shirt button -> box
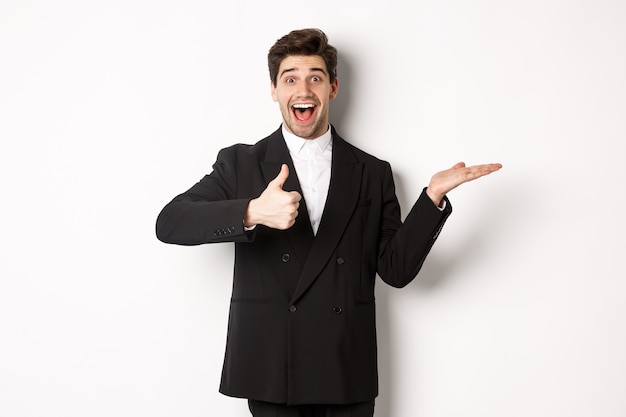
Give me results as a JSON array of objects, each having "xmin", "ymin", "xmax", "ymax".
[
  {"xmin": 333, "ymin": 306, "xmax": 343, "ymax": 314},
  {"xmin": 336, "ymin": 257, "xmax": 345, "ymax": 265},
  {"xmin": 282, "ymin": 254, "xmax": 290, "ymax": 262},
  {"xmin": 289, "ymin": 305, "xmax": 297, "ymax": 313}
]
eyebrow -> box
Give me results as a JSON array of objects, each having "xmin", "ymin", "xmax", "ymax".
[{"xmin": 280, "ymin": 67, "xmax": 328, "ymax": 78}]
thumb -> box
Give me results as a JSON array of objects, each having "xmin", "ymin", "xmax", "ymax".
[{"xmin": 271, "ymin": 164, "xmax": 289, "ymax": 189}]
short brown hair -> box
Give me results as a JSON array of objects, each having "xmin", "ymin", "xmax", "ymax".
[{"xmin": 268, "ymin": 28, "xmax": 338, "ymax": 86}]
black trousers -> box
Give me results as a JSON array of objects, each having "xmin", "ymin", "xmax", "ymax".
[{"xmin": 248, "ymin": 399, "xmax": 375, "ymax": 417}]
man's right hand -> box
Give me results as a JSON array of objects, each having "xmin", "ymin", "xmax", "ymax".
[{"xmin": 244, "ymin": 164, "xmax": 302, "ymax": 230}]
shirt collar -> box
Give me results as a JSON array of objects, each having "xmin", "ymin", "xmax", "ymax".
[{"xmin": 282, "ymin": 124, "xmax": 333, "ymax": 156}]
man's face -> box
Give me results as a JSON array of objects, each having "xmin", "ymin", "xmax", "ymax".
[{"xmin": 271, "ymin": 55, "xmax": 339, "ymax": 139}]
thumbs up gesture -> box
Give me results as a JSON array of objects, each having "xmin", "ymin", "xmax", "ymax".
[{"xmin": 244, "ymin": 164, "xmax": 302, "ymax": 230}]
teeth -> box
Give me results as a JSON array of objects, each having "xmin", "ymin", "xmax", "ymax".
[{"xmin": 292, "ymin": 104, "xmax": 315, "ymax": 109}]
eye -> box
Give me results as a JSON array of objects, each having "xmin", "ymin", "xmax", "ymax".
[
  {"xmin": 311, "ymin": 76, "xmax": 321, "ymax": 82},
  {"xmin": 285, "ymin": 77, "xmax": 295, "ymax": 83}
]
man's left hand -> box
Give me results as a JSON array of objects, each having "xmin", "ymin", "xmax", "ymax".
[{"xmin": 426, "ymin": 162, "xmax": 503, "ymax": 207}]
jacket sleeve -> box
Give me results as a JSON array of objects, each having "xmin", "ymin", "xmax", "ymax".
[
  {"xmin": 376, "ymin": 162, "xmax": 452, "ymax": 288},
  {"xmin": 155, "ymin": 147, "xmax": 256, "ymax": 245}
]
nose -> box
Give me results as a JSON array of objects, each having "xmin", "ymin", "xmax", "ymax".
[{"xmin": 296, "ymin": 80, "xmax": 313, "ymax": 96}]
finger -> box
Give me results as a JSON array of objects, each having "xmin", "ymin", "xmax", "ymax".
[
  {"xmin": 288, "ymin": 191, "xmax": 302, "ymax": 202},
  {"xmin": 470, "ymin": 163, "xmax": 502, "ymax": 170},
  {"xmin": 272, "ymin": 164, "xmax": 289, "ymax": 189},
  {"xmin": 471, "ymin": 163, "xmax": 503, "ymax": 175},
  {"xmin": 464, "ymin": 164, "xmax": 501, "ymax": 181}
]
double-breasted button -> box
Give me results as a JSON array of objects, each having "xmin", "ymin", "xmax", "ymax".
[
  {"xmin": 289, "ymin": 305, "xmax": 297, "ymax": 313},
  {"xmin": 282, "ymin": 253, "xmax": 290, "ymax": 262},
  {"xmin": 333, "ymin": 306, "xmax": 343, "ymax": 314},
  {"xmin": 336, "ymin": 257, "xmax": 345, "ymax": 265}
]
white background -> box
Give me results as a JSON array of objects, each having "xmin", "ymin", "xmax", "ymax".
[{"xmin": 1, "ymin": 1, "xmax": 625, "ymax": 416}]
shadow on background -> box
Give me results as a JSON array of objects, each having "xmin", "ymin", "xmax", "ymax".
[
  {"xmin": 329, "ymin": 48, "xmax": 354, "ymax": 135},
  {"xmin": 377, "ymin": 167, "xmax": 513, "ymax": 416}
]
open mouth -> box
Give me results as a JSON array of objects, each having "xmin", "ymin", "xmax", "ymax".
[{"xmin": 292, "ymin": 103, "xmax": 316, "ymax": 123}]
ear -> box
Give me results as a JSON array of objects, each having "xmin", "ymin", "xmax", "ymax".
[
  {"xmin": 270, "ymin": 81, "xmax": 278, "ymax": 102},
  {"xmin": 329, "ymin": 77, "xmax": 339, "ymax": 100}
]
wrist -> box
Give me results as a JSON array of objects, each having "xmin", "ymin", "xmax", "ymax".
[
  {"xmin": 243, "ymin": 199, "xmax": 258, "ymax": 227},
  {"xmin": 426, "ymin": 187, "xmax": 444, "ymax": 208}
]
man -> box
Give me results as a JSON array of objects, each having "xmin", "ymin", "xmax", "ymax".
[{"xmin": 156, "ymin": 28, "xmax": 501, "ymax": 417}]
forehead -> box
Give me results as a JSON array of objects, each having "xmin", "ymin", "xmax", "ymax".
[{"xmin": 278, "ymin": 55, "xmax": 328, "ymax": 75}]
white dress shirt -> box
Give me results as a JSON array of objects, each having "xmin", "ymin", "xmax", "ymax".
[{"xmin": 282, "ymin": 125, "xmax": 332, "ymax": 235}]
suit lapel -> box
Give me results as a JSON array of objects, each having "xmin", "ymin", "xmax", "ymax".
[
  {"xmin": 261, "ymin": 129, "xmax": 315, "ymax": 266},
  {"xmin": 290, "ymin": 131, "xmax": 363, "ymax": 304}
]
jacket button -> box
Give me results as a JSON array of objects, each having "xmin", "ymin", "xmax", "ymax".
[
  {"xmin": 336, "ymin": 257, "xmax": 345, "ymax": 265},
  {"xmin": 333, "ymin": 306, "xmax": 343, "ymax": 314},
  {"xmin": 282, "ymin": 254, "xmax": 290, "ymax": 262},
  {"xmin": 289, "ymin": 305, "xmax": 297, "ymax": 313}
]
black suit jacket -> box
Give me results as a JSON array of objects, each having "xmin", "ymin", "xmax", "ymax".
[{"xmin": 156, "ymin": 126, "xmax": 451, "ymax": 405}]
